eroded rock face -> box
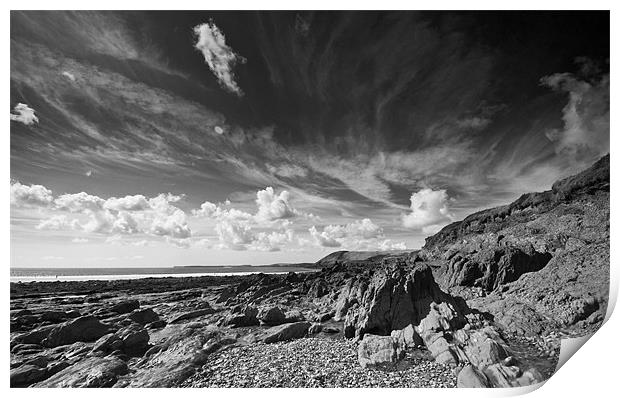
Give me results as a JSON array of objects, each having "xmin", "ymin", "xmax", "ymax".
[
  {"xmin": 34, "ymin": 357, "xmax": 129, "ymax": 387},
  {"xmin": 10, "ymin": 364, "xmax": 49, "ymax": 387},
  {"xmin": 224, "ymin": 306, "xmax": 259, "ymax": 327},
  {"xmin": 457, "ymin": 365, "xmax": 490, "ymax": 388},
  {"xmin": 121, "ymin": 325, "xmax": 235, "ymax": 387},
  {"xmin": 42, "ymin": 316, "xmax": 112, "ymax": 348},
  {"xmin": 337, "ymin": 263, "xmax": 468, "ymax": 339},
  {"xmin": 358, "ymin": 334, "xmax": 403, "ymax": 369}
]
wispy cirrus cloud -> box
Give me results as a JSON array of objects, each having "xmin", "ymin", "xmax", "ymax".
[{"xmin": 193, "ymin": 21, "xmax": 246, "ymax": 96}]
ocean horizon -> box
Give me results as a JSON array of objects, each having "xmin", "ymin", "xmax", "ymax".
[{"xmin": 10, "ymin": 265, "xmax": 317, "ymax": 283}]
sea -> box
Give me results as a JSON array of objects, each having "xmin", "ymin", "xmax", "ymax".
[{"xmin": 10, "ymin": 265, "xmax": 317, "ymax": 283}]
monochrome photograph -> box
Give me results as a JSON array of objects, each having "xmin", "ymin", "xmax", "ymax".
[{"xmin": 9, "ymin": 9, "xmax": 610, "ymax": 389}]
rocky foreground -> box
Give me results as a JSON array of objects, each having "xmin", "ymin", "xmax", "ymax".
[{"xmin": 10, "ymin": 155, "xmax": 609, "ymax": 388}]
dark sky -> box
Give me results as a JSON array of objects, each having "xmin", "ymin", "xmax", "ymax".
[{"xmin": 10, "ymin": 11, "xmax": 609, "ymax": 267}]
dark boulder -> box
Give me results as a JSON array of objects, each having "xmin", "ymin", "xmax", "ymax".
[
  {"xmin": 128, "ymin": 308, "xmax": 160, "ymax": 325},
  {"xmin": 10, "ymin": 364, "xmax": 49, "ymax": 387},
  {"xmin": 262, "ymin": 321, "xmax": 311, "ymax": 343},
  {"xmin": 42, "ymin": 316, "xmax": 112, "ymax": 347},
  {"xmin": 110, "ymin": 299, "xmax": 140, "ymax": 314}
]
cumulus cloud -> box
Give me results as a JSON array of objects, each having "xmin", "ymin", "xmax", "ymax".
[
  {"xmin": 402, "ymin": 188, "xmax": 454, "ymax": 233},
  {"xmin": 13, "ymin": 181, "xmax": 192, "ymax": 243},
  {"xmin": 193, "ymin": 21, "xmax": 246, "ymax": 96},
  {"xmin": 541, "ymin": 64, "xmax": 609, "ymax": 161},
  {"xmin": 255, "ymin": 187, "xmax": 297, "ymax": 222},
  {"xmin": 193, "ymin": 187, "xmax": 305, "ymax": 251},
  {"xmin": 104, "ymin": 195, "xmax": 150, "ymax": 211},
  {"xmin": 10, "ymin": 182, "xmax": 53, "ymax": 207},
  {"xmin": 55, "ymin": 192, "xmax": 105, "ymax": 212},
  {"xmin": 308, "ymin": 218, "xmax": 402, "ymax": 250},
  {"xmin": 249, "ymin": 230, "xmax": 294, "ymax": 252},
  {"xmin": 10, "ymin": 103, "xmax": 39, "ymax": 125},
  {"xmin": 150, "ymin": 208, "xmax": 191, "ymax": 239},
  {"xmin": 214, "ymin": 218, "xmax": 255, "ymax": 250},
  {"xmin": 71, "ymin": 237, "xmax": 89, "ymax": 243},
  {"xmin": 36, "ymin": 215, "xmax": 80, "ymax": 230},
  {"xmin": 309, "ymin": 226, "xmax": 342, "ymax": 247}
]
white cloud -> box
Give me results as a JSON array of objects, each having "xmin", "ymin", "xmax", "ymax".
[
  {"xmin": 309, "ymin": 226, "xmax": 342, "ymax": 248},
  {"xmin": 10, "ymin": 182, "xmax": 53, "ymax": 207},
  {"xmin": 55, "ymin": 192, "xmax": 105, "ymax": 212},
  {"xmin": 36, "ymin": 215, "xmax": 80, "ymax": 231},
  {"xmin": 402, "ymin": 188, "xmax": 454, "ymax": 233},
  {"xmin": 16, "ymin": 182, "xmax": 192, "ymax": 243},
  {"xmin": 214, "ymin": 218, "xmax": 255, "ymax": 250},
  {"xmin": 309, "ymin": 218, "xmax": 384, "ymax": 248},
  {"xmin": 111, "ymin": 211, "xmax": 140, "ymax": 234},
  {"xmin": 150, "ymin": 208, "xmax": 191, "ymax": 239},
  {"xmin": 62, "ymin": 71, "xmax": 77, "ymax": 81},
  {"xmin": 378, "ymin": 239, "xmax": 407, "ymax": 251},
  {"xmin": 193, "ymin": 21, "xmax": 246, "ymax": 96},
  {"xmin": 104, "ymin": 194, "xmax": 150, "ymax": 211},
  {"xmin": 255, "ymin": 187, "xmax": 297, "ymax": 222},
  {"xmin": 249, "ymin": 230, "xmax": 294, "ymax": 252},
  {"xmin": 71, "ymin": 237, "xmax": 89, "ymax": 243},
  {"xmin": 10, "ymin": 103, "xmax": 39, "ymax": 125},
  {"xmin": 344, "ymin": 218, "xmax": 383, "ymax": 239}
]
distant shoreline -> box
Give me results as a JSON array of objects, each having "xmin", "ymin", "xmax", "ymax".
[{"xmin": 10, "ymin": 264, "xmax": 318, "ymax": 283}]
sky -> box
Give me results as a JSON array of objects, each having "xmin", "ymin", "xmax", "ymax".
[{"xmin": 10, "ymin": 11, "xmax": 610, "ymax": 268}]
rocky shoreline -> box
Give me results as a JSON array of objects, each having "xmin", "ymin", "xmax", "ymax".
[{"xmin": 10, "ymin": 155, "xmax": 609, "ymax": 388}]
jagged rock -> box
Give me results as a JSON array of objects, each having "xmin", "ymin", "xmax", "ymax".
[
  {"xmin": 34, "ymin": 357, "xmax": 128, "ymax": 387},
  {"xmin": 147, "ymin": 319, "xmax": 167, "ymax": 329},
  {"xmin": 315, "ymin": 311, "xmax": 334, "ymax": 322},
  {"xmin": 341, "ymin": 264, "xmax": 467, "ymax": 338},
  {"xmin": 118, "ymin": 326, "xmax": 150, "ymax": 354},
  {"xmin": 10, "ymin": 364, "xmax": 49, "ymax": 387},
  {"xmin": 457, "ymin": 365, "xmax": 491, "ymax": 388},
  {"xmin": 92, "ymin": 333, "xmax": 123, "ymax": 353},
  {"xmin": 461, "ymin": 328, "xmax": 510, "ymax": 368},
  {"xmin": 258, "ymin": 306, "xmax": 286, "ymax": 326},
  {"xmin": 121, "ymin": 326, "xmax": 232, "ymax": 387},
  {"xmin": 390, "ymin": 324, "xmax": 422, "ymax": 350},
  {"xmin": 110, "ymin": 299, "xmax": 140, "ymax": 314},
  {"xmin": 224, "ymin": 306, "xmax": 259, "ymax": 327},
  {"xmin": 308, "ymin": 279, "xmax": 329, "ymax": 298},
  {"xmin": 216, "ymin": 286, "xmax": 236, "ymax": 303},
  {"xmin": 169, "ymin": 308, "xmax": 215, "ymax": 324},
  {"xmin": 358, "ymin": 334, "xmax": 403, "ymax": 369},
  {"xmin": 482, "ymin": 363, "xmax": 543, "ymax": 387},
  {"xmin": 11, "ymin": 343, "xmax": 43, "ymax": 354},
  {"xmin": 262, "ymin": 321, "xmax": 311, "ymax": 343},
  {"xmin": 308, "ymin": 323, "xmax": 323, "ymax": 335},
  {"xmin": 11, "ymin": 325, "xmax": 56, "ymax": 346},
  {"xmin": 284, "ymin": 309, "xmax": 305, "ymax": 323},
  {"xmin": 42, "ymin": 316, "xmax": 112, "ymax": 347},
  {"xmin": 39, "ymin": 310, "xmax": 68, "ymax": 323},
  {"xmin": 129, "ymin": 308, "xmax": 160, "ymax": 325}
]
